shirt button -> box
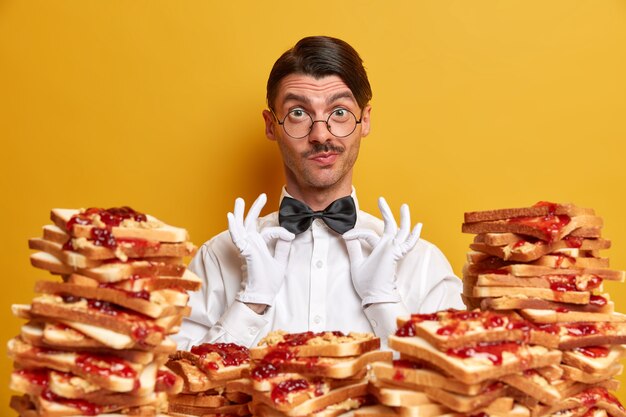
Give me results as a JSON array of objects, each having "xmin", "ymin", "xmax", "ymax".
[
  {"xmin": 314, "ymin": 315, "xmax": 322, "ymax": 324},
  {"xmin": 315, "ymin": 260, "xmax": 323, "ymax": 268},
  {"xmin": 370, "ymin": 320, "xmax": 378, "ymax": 328},
  {"xmin": 249, "ymin": 327, "xmax": 257, "ymax": 335}
]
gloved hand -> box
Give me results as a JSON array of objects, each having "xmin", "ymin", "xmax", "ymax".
[
  {"xmin": 228, "ymin": 193, "xmax": 295, "ymax": 306},
  {"xmin": 343, "ymin": 197, "xmax": 422, "ymax": 307}
]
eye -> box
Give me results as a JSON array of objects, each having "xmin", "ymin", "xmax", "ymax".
[
  {"xmin": 286, "ymin": 109, "xmax": 310, "ymax": 124},
  {"xmin": 330, "ymin": 108, "xmax": 351, "ymax": 122}
]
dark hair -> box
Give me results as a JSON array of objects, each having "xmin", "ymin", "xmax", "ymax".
[{"xmin": 266, "ymin": 36, "xmax": 372, "ymax": 110}]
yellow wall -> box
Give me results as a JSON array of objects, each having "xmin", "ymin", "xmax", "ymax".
[{"xmin": 1, "ymin": 0, "xmax": 626, "ymax": 411}]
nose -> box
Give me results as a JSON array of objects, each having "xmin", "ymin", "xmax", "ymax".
[{"xmin": 308, "ymin": 119, "xmax": 332, "ymax": 143}]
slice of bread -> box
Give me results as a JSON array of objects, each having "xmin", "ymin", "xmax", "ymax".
[
  {"xmin": 170, "ymin": 343, "xmax": 250, "ymax": 381},
  {"xmin": 372, "ymin": 360, "xmax": 493, "ymax": 396},
  {"xmin": 388, "ymin": 336, "xmax": 562, "ymax": 384},
  {"xmin": 251, "ymin": 331, "xmax": 380, "ymax": 359},
  {"xmin": 462, "ymin": 214, "xmax": 603, "ymax": 243},
  {"xmin": 558, "ymin": 322, "xmax": 626, "ymax": 350},
  {"xmin": 29, "ymin": 294, "xmax": 181, "ymax": 347},
  {"xmin": 52, "ymin": 208, "xmax": 189, "ymax": 243},
  {"xmin": 499, "ymin": 369, "xmax": 561, "ymax": 405},
  {"xmin": 520, "ymin": 309, "xmax": 626, "ymax": 324},
  {"xmin": 561, "ymin": 363, "xmax": 623, "ymax": 384},
  {"xmin": 66, "ymin": 271, "xmax": 201, "ymax": 292},
  {"xmin": 464, "ymin": 203, "xmax": 594, "ymax": 223},
  {"xmin": 470, "ymin": 237, "xmax": 610, "ymax": 262},
  {"xmin": 34, "ymin": 280, "xmax": 190, "ymax": 319},
  {"xmin": 30, "ymin": 251, "xmax": 187, "ymax": 282},
  {"xmin": 474, "ymin": 273, "xmax": 604, "ymax": 293},
  {"xmin": 8, "ymin": 337, "xmax": 142, "ymax": 392},
  {"xmin": 472, "ymin": 286, "xmax": 590, "ymax": 304},
  {"xmin": 561, "ymin": 345, "xmax": 626, "ymax": 373},
  {"xmin": 252, "ymin": 350, "xmax": 392, "ymax": 380},
  {"xmin": 479, "ymin": 296, "xmax": 614, "ymax": 314},
  {"xmin": 395, "ymin": 309, "xmax": 560, "ymax": 350},
  {"xmin": 165, "ymin": 359, "xmax": 226, "ymax": 394},
  {"xmin": 43, "ymin": 224, "xmax": 196, "ymax": 261}
]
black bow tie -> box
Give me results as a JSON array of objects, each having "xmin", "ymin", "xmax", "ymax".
[{"xmin": 279, "ymin": 196, "xmax": 357, "ymax": 235}]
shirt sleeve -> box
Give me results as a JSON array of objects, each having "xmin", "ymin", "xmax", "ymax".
[
  {"xmin": 394, "ymin": 240, "xmax": 465, "ymax": 320},
  {"xmin": 362, "ymin": 301, "xmax": 410, "ymax": 344},
  {"xmin": 172, "ymin": 238, "xmax": 269, "ymax": 350}
]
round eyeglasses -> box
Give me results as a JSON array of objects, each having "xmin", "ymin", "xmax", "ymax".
[{"xmin": 271, "ymin": 108, "xmax": 362, "ymax": 139}]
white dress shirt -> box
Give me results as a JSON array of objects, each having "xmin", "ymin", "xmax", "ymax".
[{"xmin": 173, "ymin": 190, "xmax": 464, "ymax": 350}]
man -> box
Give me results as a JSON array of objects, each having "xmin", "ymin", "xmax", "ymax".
[{"xmin": 174, "ymin": 36, "xmax": 463, "ymax": 349}]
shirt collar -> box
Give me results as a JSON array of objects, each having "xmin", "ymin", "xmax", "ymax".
[{"xmin": 279, "ymin": 186, "xmax": 360, "ymax": 212}]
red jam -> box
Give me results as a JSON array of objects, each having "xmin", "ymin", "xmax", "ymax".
[
  {"xmin": 190, "ymin": 343, "xmax": 250, "ymax": 368},
  {"xmin": 66, "ymin": 207, "xmax": 147, "ymax": 230},
  {"xmin": 251, "ymin": 363, "xmax": 279, "ymax": 381},
  {"xmin": 573, "ymin": 346, "xmax": 610, "ymax": 358},
  {"xmin": 271, "ymin": 379, "xmax": 310, "ymax": 404},
  {"xmin": 41, "ymin": 389, "xmax": 102, "ymax": 415},
  {"xmin": 564, "ymin": 236, "xmax": 584, "ymax": 248},
  {"xmin": 408, "ymin": 312, "xmax": 439, "ymax": 322},
  {"xmin": 393, "ymin": 359, "xmax": 425, "ymax": 369},
  {"xmin": 131, "ymin": 324, "xmax": 164, "ymax": 341},
  {"xmin": 554, "ymin": 254, "xmax": 575, "ymax": 268},
  {"xmin": 590, "ymin": 295, "xmax": 607, "ymax": 306},
  {"xmin": 66, "ymin": 207, "xmax": 148, "ymax": 249},
  {"xmin": 395, "ymin": 321, "xmax": 416, "ymax": 337},
  {"xmin": 564, "ymin": 323, "xmax": 598, "ymax": 336},
  {"xmin": 508, "ymin": 213, "xmax": 571, "ymax": 242},
  {"xmin": 75, "ymin": 354, "xmax": 136, "ymax": 379},
  {"xmin": 447, "ymin": 342, "xmax": 521, "ymax": 366},
  {"xmin": 156, "ymin": 369, "xmax": 178, "ymax": 389},
  {"xmin": 15, "ymin": 369, "xmax": 50, "ymax": 387},
  {"xmin": 533, "ymin": 201, "xmax": 559, "ymax": 213},
  {"xmin": 577, "ymin": 387, "xmax": 625, "ymax": 410},
  {"xmin": 91, "ymin": 227, "xmax": 117, "ymax": 248}
]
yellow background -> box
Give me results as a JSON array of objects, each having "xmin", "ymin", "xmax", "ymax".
[{"xmin": 1, "ymin": 0, "xmax": 626, "ymax": 412}]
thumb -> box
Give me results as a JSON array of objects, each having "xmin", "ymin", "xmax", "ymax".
[{"xmin": 343, "ymin": 229, "xmax": 380, "ymax": 248}]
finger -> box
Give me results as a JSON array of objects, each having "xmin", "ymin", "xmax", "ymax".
[
  {"xmin": 395, "ymin": 203, "xmax": 411, "ymax": 244},
  {"xmin": 227, "ymin": 212, "xmax": 247, "ymax": 252},
  {"xmin": 378, "ymin": 196, "xmax": 397, "ymax": 235},
  {"xmin": 233, "ymin": 197, "xmax": 245, "ymax": 223},
  {"xmin": 343, "ymin": 229, "xmax": 380, "ymax": 248},
  {"xmin": 261, "ymin": 226, "xmax": 295, "ymax": 244},
  {"xmin": 273, "ymin": 238, "xmax": 293, "ymax": 266},
  {"xmin": 401, "ymin": 222, "xmax": 423, "ymax": 255},
  {"xmin": 245, "ymin": 193, "xmax": 267, "ymax": 230}
]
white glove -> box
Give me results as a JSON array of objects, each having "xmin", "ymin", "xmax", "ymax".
[
  {"xmin": 228, "ymin": 194, "xmax": 295, "ymax": 306},
  {"xmin": 343, "ymin": 197, "xmax": 422, "ymax": 307}
]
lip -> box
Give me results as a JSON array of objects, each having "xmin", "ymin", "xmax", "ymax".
[{"xmin": 309, "ymin": 152, "xmax": 338, "ymax": 165}]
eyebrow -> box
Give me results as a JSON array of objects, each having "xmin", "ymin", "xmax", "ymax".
[{"xmin": 282, "ymin": 91, "xmax": 357, "ymax": 107}]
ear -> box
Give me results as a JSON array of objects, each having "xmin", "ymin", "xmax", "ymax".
[
  {"xmin": 360, "ymin": 105, "xmax": 372, "ymax": 137},
  {"xmin": 262, "ymin": 109, "xmax": 277, "ymax": 141}
]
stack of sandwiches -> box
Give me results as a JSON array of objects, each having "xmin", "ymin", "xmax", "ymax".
[
  {"xmin": 458, "ymin": 202, "xmax": 626, "ymax": 415},
  {"xmin": 165, "ymin": 342, "xmax": 253, "ymax": 416},
  {"xmin": 369, "ymin": 309, "xmax": 562, "ymax": 417},
  {"xmin": 247, "ymin": 330, "xmax": 390, "ymax": 417},
  {"xmin": 9, "ymin": 207, "xmax": 201, "ymax": 416}
]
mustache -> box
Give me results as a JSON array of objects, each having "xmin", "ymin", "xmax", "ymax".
[{"xmin": 302, "ymin": 143, "xmax": 345, "ymax": 158}]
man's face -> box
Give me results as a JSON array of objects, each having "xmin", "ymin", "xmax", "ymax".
[{"xmin": 263, "ymin": 74, "xmax": 371, "ymax": 191}]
